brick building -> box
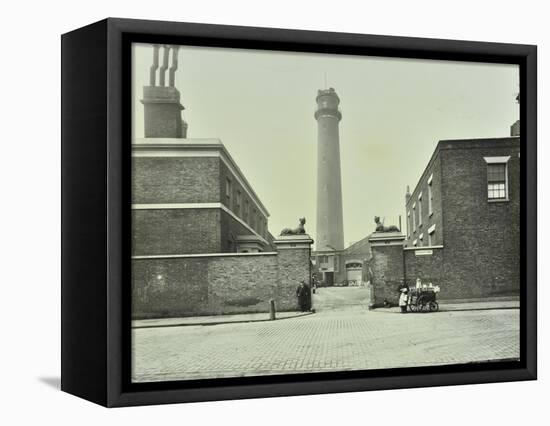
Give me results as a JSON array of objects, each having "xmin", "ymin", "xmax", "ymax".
[
  {"xmin": 403, "ymin": 136, "xmax": 520, "ymax": 300},
  {"xmin": 316, "ymin": 135, "xmax": 521, "ymax": 305},
  {"xmin": 132, "ymin": 138, "xmax": 272, "ymax": 256},
  {"xmin": 131, "ymin": 45, "xmax": 313, "ymax": 318},
  {"xmin": 131, "ymin": 137, "xmax": 313, "ymax": 318}
]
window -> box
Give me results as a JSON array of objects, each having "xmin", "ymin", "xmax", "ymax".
[
  {"xmin": 419, "ymin": 233, "xmax": 423, "ymax": 247},
  {"xmin": 428, "ymin": 224, "xmax": 436, "ymax": 246},
  {"xmin": 244, "ymin": 199, "xmax": 249, "ymax": 222},
  {"xmin": 487, "ymin": 164, "xmax": 507, "ymax": 199},
  {"xmin": 251, "ymin": 209, "xmax": 257, "ymax": 230},
  {"xmin": 412, "ymin": 202, "xmax": 416, "ymax": 232},
  {"xmin": 428, "ymin": 174, "xmax": 433, "ymax": 216},
  {"xmin": 418, "ymin": 193, "xmax": 422, "ymax": 227},
  {"xmin": 236, "ymin": 190, "xmax": 241, "ymax": 216},
  {"xmin": 484, "ymin": 156, "xmax": 510, "ymax": 201},
  {"xmin": 406, "ymin": 210, "xmax": 411, "ymax": 239},
  {"xmin": 260, "ymin": 217, "xmax": 264, "ymax": 236},
  {"xmin": 225, "ymin": 178, "xmax": 231, "ymax": 205}
]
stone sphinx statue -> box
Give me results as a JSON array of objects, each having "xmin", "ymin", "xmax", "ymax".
[
  {"xmin": 280, "ymin": 217, "xmax": 306, "ymax": 235},
  {"xmin": 374, "ymin": 216, "xmax": 400, "ymax": 233}
]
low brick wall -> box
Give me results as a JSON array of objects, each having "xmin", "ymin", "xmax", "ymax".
[
  {"xmin": 132, "ymin": 249, "xmax": 310, "ymax": 319},
  {"xmin": 369, "ymin": 243, "xmax": 404, "ymax": 308}
]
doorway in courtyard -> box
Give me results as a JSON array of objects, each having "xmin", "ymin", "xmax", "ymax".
[{"xmin": 346, "ymin": 261, "xmax": 363, "ymax": 286}]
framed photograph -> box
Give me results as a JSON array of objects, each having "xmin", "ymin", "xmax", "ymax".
[{"xmin": 61, "ymin": 18, "xmax": 537, "ymax": 407}]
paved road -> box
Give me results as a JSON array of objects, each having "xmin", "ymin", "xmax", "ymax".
[
  {"xmin": 313, "ymin": 286, "xmax": 369, "ymax": 311},
  {"xmin": 132, "ymin": 299, "xmax": 519, "ymax": 383}
]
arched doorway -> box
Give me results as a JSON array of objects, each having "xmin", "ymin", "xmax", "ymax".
[{"xmin": 345, "ymin": 260, "xmax": 363, "ymax": 286}]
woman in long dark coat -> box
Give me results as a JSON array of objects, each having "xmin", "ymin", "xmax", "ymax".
[{"xmin": 296, "ymin": 281, "xmax": 311, "ymax": 312}]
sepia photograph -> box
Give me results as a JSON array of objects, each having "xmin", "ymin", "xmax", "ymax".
[{"xmin": 130, "ymin": 42, "xmax": 520, "ymax": 383}]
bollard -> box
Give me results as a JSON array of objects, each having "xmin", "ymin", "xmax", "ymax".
[{"xmin": 269, "ymin": 299, "xmax": 276, "ymax": 320}]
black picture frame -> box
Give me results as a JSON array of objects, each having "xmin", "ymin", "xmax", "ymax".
[{"xmin": 61, "ymin": 17, "xmax": 537, "ymax": 407}]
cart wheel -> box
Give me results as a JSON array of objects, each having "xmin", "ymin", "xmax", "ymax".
[
  {"xmin": 417, "ymin": 296, "xmax": 425, "ymax": 312},
  {"xmin": 429, "ymin": 301, "xmax": 439, "ymax": 312}
]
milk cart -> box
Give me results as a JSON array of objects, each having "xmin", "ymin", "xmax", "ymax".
[{"xmin": 408, "ymin": 287, "xmax": 439, "ymax": 312}]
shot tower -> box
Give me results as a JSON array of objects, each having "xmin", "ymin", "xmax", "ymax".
[{"xmin": 315, "ymin": 88, "xmax": 345, "ymax": 251}]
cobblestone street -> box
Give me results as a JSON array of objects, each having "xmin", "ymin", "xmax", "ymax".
[{"xmin": 132, "ymin": 288, "xmax": 519, "ymax": 382}]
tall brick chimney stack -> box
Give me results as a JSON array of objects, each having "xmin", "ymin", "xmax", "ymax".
[
  {"xmin": 141, "ymin": 45, "xmax": 188, "ymax": 138},
  {"xmin": 405, "ymin": 185, "xmax": 411, "ymax": 205}
]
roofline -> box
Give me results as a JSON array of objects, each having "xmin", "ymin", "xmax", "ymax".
[
  {"xmin": 437, "ymin": 136, "xmax": 520, "ymax": 148},
  {"xmin": 345, "ymin": 233, "xmax": 374, "ymax": 251}
]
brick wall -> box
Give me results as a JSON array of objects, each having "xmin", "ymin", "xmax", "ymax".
[
  {"xmin": 132, "ymin": 208, "xmax": 221, "ymax": 255},
  {"xmin": 440, "ymin": 140, "xmax": 520, "ymax": 298},
  {"xmin": 133, "ymin": 257, "xmax": 210, "ymax": 318},
  {"xmin": 132, "ymin": 247, "xmax": 311, "ymax": 319},
  {"xmin": 142, "ymin": 101, "xmax": 183, "ymax": 138},
  {"xmin": 403, "ymin": 247, "xmax": 444, "ymax": 290},
  {"xmin": 369, "ymin": 243, "xmax": 404, "ymax": 307},
  {"xmin": 132, "ymin": 157, "xmax": 220, "ymax": 204}
]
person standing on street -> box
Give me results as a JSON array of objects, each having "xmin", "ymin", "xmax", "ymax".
[
  {"xmin": 296, "ymin": 280, "xmax": 311, "ymax": 312},
  {"xmin": 399, "ymin": 287, "xmax": 409, "ymax": 313}
]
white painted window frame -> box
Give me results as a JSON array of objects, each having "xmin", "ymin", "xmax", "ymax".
[
  {"xmin": 418, "ymin": 193, "xmax": 423, "ymax": 227},
  {"xmin": 412, "ymin": 201, "xmax": 416, "ymax": 233},
  {"xmin": 225, "ymin": 177, "xmax": 232, "ymax": 205},
  {"xmin": 427, "ymin": 173, "xmax": 433, "ymax": 216},
  {"xmin": 428, "ymin": 224, "xmax": 436, "ymax": 246},
  {"xmin": 484, "ymin": 156, "xmax": 511, "ymax": 202}
]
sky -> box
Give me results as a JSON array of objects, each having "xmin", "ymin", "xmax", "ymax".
[{"xmin": 132, "ymin": 43, "xmax": 519, "ymax": 249}]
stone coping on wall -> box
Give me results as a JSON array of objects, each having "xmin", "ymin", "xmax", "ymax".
[
  {"xmin": 368, "ymin": 232, "xmax": 405, "ymax": 246},
  {"xmin": 273, "ymin": 234, "xmax": 314, "ymax": 249},
  {"xmin": 132, "ymin": 251, "xmax": 278, "ymax": 259}
]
